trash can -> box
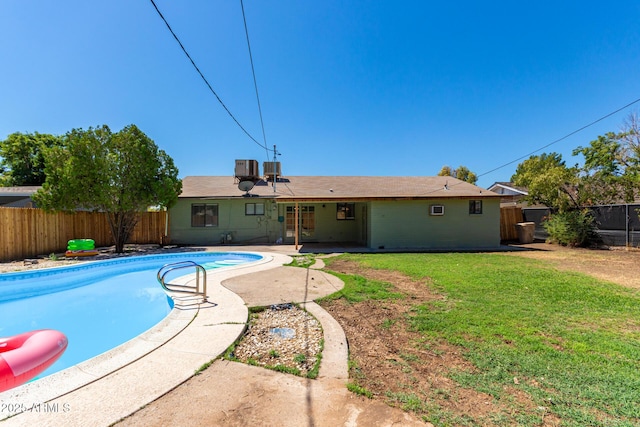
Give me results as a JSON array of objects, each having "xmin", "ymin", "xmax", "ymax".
[{"xmin": 515, "ymin": 222, "xmax": 536, "ymax": 244}]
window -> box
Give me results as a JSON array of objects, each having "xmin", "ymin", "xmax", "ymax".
[
  {"xmin": 336, "ymin": 203, "xmax": 355, "ymax": 220},
  {"xmin": 245, "ymin": 203, "xmax": 265, "ymax": 215},
  {"xmin": 469, "ymin": 200, "xmax": 483, "ymax": 214},
  {"xmin": 191, "ymin": 203, "xmax": 218, "ymax": 227},
  {"xmin": 430, "ymin": 205, "xmax": 445, "ymax": 216}
]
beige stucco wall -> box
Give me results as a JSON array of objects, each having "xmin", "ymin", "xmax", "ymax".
[{"xmin": 368, "ymin": 199, "xmax": 500, "ymax": 250}]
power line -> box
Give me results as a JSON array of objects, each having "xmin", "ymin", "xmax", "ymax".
[
  {"xmin": 477, "ymin": 97, "xmax": 640, "ymax": 179},
  {"xmin": 240, "ymin": 0, "xmax": 270, "ymax": 161},
  {"xmin": 431, "ymin": 97, "xmax": 640, "ymax": 195},
  {"xmin": 149, "ymin": 0, "xmax": 268, "ymax": 151}
]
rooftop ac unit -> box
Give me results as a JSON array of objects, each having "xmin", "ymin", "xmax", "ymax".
[
  {"xmin": 263, "ymin": 161, "xmax": 281, "ymax": 180},
  {"xmin": 235, "ymin": 160, "xmax": 259, "ymax": 179}
]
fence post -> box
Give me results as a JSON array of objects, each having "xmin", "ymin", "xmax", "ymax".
[{"xmin": 626, "ymin": 204, "xmax": 630, "ymax": 249}]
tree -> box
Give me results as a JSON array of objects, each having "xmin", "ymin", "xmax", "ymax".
[
  {"xmin": 572, "ymin": 112, "xmax": 640, "ymax": 204},
  {"xmin": 511, "ymin": 153, "xmax": 580, "ymax": 212},
  {"xmin": 437, "ymin": 165, "xmax": 478, "ymax": 184},
  {"xmin": 33, "ymin": 125, "xmax": 182, "ymax": 253},
  {"xmin": 512, "ymin": 153, "xmax": 598, "ymax": 246},
  {"xmin": 0, "ymin": 132, "xmax": 62, "ymax": 186},
  {"xmin": 437, "ymin": 165, "xmax": 453, "ymax": 177}
]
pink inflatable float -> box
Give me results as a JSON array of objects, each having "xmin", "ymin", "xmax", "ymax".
[{"xmin": 0, "ymin": 329, "xmax": 68, "ymax": 392}]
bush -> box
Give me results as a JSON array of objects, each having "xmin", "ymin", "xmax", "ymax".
[{"xmin": 543, "ymin": 210, "xmax": 599, "ymax": 247}]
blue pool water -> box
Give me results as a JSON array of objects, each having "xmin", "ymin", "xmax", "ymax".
[{"xmin": 0, "ymin": 251, "xmax": 262, "ymax": 381}]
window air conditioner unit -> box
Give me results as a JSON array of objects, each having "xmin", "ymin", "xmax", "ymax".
[{"xmin": 430, "ymin": 205, "xmax": 445, "ymax": 216}]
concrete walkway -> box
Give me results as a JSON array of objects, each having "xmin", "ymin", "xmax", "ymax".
[{"xmin": 0, "ymin": 246, "xmax": 425, "ymax": 426}]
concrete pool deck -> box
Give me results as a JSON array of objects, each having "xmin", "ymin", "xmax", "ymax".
[{"xmin": 0, "ymin": 245, "xmax": 425, "ymax": 426}]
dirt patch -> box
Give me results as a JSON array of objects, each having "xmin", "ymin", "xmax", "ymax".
[{"xmin": 503, "ymin": 243, "xmax": 640, "ymax": 290}]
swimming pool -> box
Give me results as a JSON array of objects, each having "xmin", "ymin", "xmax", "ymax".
[{"xmin": 0, "ymin": 251, "xmax": 262, "ymax": 381}]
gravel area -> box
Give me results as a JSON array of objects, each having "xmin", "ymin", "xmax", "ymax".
[
  {"xmin": 0, "ymin": 256, "xmax": 80, "ymax": 273},
  {"xmin": 230, "ymin": 304, "xmax": 323, "ymax": 376},
  {"xmin": 0, "ymin": 245, "xmax": 197, "ymax": 273}
]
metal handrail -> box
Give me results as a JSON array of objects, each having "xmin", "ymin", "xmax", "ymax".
[{"xmin": 157, "ymin": 261, "xmax": 207, "ymax": 301}]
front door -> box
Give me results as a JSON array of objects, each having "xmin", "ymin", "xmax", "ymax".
[{"xmin": 285, "ymin": 205, "xmax": 315, "ymax": 241}]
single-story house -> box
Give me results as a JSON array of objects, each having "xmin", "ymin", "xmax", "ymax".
[
  {"xmin": 487, "ymin": 182, "xmax": 528, "ymax": 205},
  {"xmin": 170, "ymin": 164, "xmax": 502, "ymax": 250},
  {"xmin": 0, "ymin": 186, "xmax": 40, "ymax": 207}
]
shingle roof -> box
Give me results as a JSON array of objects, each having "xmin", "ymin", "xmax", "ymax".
[
  {"xmin": 0, "ymin": 186, "xmax": 41, "ymax": 207},
  {"xmin": 0, "ymin": 186, "xmax": 41, "ymax": 196},
  {"xmin": 180, "ymin": 176, "xmax": 499, "ymax": 200},
  {"xmin": 487, "ymin": 182, "xmax": 528, "ymax": 195}
]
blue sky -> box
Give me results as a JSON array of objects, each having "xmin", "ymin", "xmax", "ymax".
[{"xmin": 2, "ymin": 1, "xmax": 639, "ymax": 188}]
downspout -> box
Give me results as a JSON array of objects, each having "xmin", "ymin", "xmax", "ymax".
[
  {"xmin": 164, "ymin": 207, "xmax": 169, "ymax": 245},
  {"xmin": 295, "ymin": 201, "xmax": 299, "ymax": 250}
]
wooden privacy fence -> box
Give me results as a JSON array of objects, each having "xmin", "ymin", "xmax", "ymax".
[
  {"xmin": 500, "ymin": 205, "xmax": 524, "ymax": 241},
  {"xmin": 0, "ymin": 207, "xmax": 167, "ymax": 262}
]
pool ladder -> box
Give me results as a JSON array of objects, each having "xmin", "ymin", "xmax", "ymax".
[{"xmin": 157, "ymin": 261, "xmax": 207, "ymax": 302}]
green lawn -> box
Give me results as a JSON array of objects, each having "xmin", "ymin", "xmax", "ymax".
[{"xmin": 324, "ymin": 253, "xmax": 640, "ymax": 427}]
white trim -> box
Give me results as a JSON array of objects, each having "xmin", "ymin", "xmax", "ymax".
[{"xmin": 430, "ymin": 205, "xmax": 445, "ymax": 216}]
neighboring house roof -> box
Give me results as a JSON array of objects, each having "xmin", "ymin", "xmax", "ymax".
[
  {"xmin": 486, "ymin": 182, "xmax": 528, "ymax": 196},
  {"xmin": 181, "ymin": 176, "xmax": 499, "ymax": 201},
  {"xmin": 0, "ymin": 186, "xmax": 41, "ymax": 207}
]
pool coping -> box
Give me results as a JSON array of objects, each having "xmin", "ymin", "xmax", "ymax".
[{"xmin": 0, "ymin": 251, "xmax": 291, "ymax": 425}]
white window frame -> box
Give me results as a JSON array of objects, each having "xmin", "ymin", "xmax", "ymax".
[
  {"xmin": 245, "ymin": 203, "xmax": 265, "ymax": 216},
  {"xmin": 430, "ymin": 205, "xmax": 445, "ymax": 216}
]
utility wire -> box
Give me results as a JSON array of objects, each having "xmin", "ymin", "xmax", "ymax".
[
  {"xmin": 477, "ymin": 97, "xmax": 640, "ymax": 179},
  {"xmin": 430, "ymin": 96, "xmax": 640, "ymax": 195},
  {"xmin": 149, "ymin": 0, "xmax": 269, "ymax": 151},
  {"xmin": 152, "ymin": 0, "xmax": 637, "ymax": 182},
  {"xmin": 240, "ymin": 0, "xmax": 270, "ymax": 161}
]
